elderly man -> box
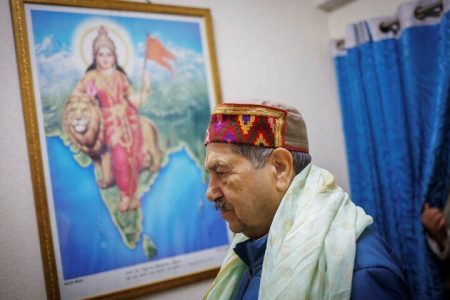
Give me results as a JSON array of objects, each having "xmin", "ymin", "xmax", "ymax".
[{"xmin": 203, "ymin": 102, "xmax": 410, "ymax": 300}]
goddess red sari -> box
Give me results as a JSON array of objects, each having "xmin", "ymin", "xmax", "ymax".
[{"xmin": 75, "ymin": 69, "xmax": 145, "ymax": 206}]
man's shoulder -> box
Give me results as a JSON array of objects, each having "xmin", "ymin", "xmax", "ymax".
[
  {"xmin": 351, "ymin": 228, "xmax": 410, "ymax": 299},
  {"xmin": 354, "ymin": 228, "xmax": 402, "ymax": 273}
]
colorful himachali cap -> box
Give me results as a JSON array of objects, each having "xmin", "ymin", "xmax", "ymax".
[{"xmin": 204, "ymin": 101, "xmax": 309, "ymax": 153}]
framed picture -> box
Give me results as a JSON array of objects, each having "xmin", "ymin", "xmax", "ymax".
[{"xmin": 10, "ymin": 0, "xmax": 230, "ymax": 298}]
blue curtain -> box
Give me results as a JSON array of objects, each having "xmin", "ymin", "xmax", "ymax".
[{"xmin": 333, "ymin": 1, "xmax": 450, "ymax": 299}]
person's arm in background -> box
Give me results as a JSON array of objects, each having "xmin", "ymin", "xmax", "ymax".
[{"xmin": 422, "ymin": 203, "xmax": 450, "ymax": 260}]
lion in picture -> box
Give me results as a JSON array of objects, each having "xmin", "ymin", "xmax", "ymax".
[{"xmin": 62, "ymin": 95, "xmax": 161, "ymax": 190}]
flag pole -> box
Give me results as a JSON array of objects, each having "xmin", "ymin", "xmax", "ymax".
[
  {"xmin": 143, "ymin": 33, "xmax": 149, "ymax": 71},
  {"xmin": 139, "ymin": 33, "xmax": 149, "ymax": 107}
]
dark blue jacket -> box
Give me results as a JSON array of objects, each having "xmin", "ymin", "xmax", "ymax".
[{"xmin": 233, "ymin": 228, "xmax": 410, "ymax": 300}]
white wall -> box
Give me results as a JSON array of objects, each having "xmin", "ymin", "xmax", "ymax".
[{"xmin": 0, "ymin": 0, "xmax": 370, "ymax": 299}]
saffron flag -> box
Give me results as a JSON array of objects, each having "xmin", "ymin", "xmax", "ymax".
[{"xmin": 146, "ymin": 37, "xmax": 176, "ymax": 74}]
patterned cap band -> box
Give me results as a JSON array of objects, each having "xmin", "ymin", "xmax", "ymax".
[{"xmin": 204, "ymin": 102, "xmax": 309, "ymax": 152}]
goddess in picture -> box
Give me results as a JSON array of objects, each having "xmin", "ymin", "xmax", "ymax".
[{"xmin": 64, "ymin": 26, "xmax": 161, "ymax": 212}]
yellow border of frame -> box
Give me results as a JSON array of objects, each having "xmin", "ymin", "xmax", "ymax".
[{"xmin": 9, "ymin": 0, "xmax": 222, "ymax": 299}]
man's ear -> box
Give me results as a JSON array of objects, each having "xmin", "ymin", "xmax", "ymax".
[{"xmin": 270, "ymin": 148, "xmax": 294, "ymax": 193}]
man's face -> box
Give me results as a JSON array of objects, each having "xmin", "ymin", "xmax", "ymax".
[{"xmin": 204, "ymin": 143, "xmax": 279, "ymax": 239}]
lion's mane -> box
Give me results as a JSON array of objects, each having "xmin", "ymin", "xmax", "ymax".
[{"xmin": 63, "ymin": 95, "xmax": 105, "ymax": 157}]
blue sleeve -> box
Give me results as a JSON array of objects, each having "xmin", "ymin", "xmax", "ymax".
[{"xmin": 351, "ymin": 267, "xmax": 410, "ymax": 300}]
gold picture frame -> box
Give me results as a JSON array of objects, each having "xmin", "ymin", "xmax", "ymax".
[{"xmin": 10, "ymin": 0, "xmax": 228, "ymax": 299}]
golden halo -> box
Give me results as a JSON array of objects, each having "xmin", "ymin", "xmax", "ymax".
[{"xmin": 73, "ymin": 20, "xmax": 134, "ymax": 74}]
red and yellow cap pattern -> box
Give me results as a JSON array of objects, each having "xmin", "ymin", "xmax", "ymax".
[{"xmin": 204, "ymin": 103, "xmax": 287, "ymax": 148}]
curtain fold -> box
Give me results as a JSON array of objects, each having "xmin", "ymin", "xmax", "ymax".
[{"xmin": 333, "ymin": 1, "xmax": 450, "ymax": 299}]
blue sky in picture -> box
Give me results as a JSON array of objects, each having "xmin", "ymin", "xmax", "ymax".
[{"xmin": 30, "ymin": 8, "xmax": 203, "ymax": 54}]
